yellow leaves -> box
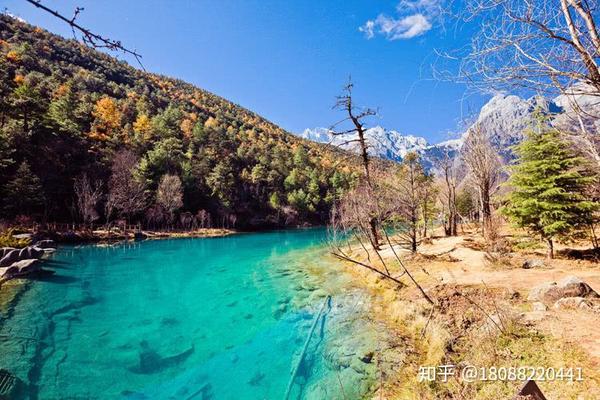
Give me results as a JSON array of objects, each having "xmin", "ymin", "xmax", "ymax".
[
  {"xmin": 204, "ymin": 116, "xmax": 219, "ymax": 129},
  {"xmin": 13, "ymin": 74, "xmax": 24, "ymax": 85},
  {"xmin": 6, "ymin": 50, "xmax": 21, "ymax": 63},
  {"xmin": 33, "ymin": 27, "xmax": 43, "ymax": 34},
  {"xmin": 133, "ymin": 114, "xmax": 152, "ymax": 140},
  {"xmin": 180, "ymin": 118, "xmax": 194, "ymax": 139},
  {"xmin": 88, "ymin": 97, "xmax": 122, "ymax": 141}
]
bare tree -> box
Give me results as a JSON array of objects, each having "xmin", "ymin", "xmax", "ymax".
[
  {"xmin": 461, "ymin": 126, "xmax": 502, "ymax": 235},
  {"xmin": 107, "ymin": 150, "xmax": 148, "ymax": 224},
  {"xmin": 442, "ymin": 0, "xmax": 600, "ymax": 173},
  {"xmin": 453, "ymin": 0, "xmax": 600, "ymax": 97},
  {"xmin": 437, "ymin": 150, "xmax": 459, "ymax": 236},
  {"xmin": 395, "ymin": 153, "xmax": 432, "ymax": 252},
  {"xmin": 156, "ymin": 174, "xmax": 183, "ymax": 228},
  {"xmin": 73, "ymin": 173, "xmax": 103, "ymax": 227},
  {"xmin": 329, "ymin": 185, "xmax": 435, "ymax": 304},
  {"xmin": 330, "ymin": 78, "xmax": 380, "ymax": 248}
]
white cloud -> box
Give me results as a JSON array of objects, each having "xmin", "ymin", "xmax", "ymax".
[
  {"xmin": 360, "ymin": 13, "xmax": 432, "ymax": 41},
  {"xmin": 359, "ymin": 20, "xmax": 375, "ymax": 39},
  {"xmin": 360, "ymin": 0, "xmax": 439, "ymax": 41}
]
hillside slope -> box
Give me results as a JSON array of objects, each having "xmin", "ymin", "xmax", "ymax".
[{"xmin": 0, "ymin": 15, "xmax": 358, "ymax": 228}]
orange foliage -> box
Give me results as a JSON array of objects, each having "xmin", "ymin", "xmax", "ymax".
[
  {"xmin": 13, "ymin": 74, "xmax": 24, "ymax": 85},
  {"xmin": 6, "ymin": 50, "xmax": 21, "ymax": 62},
  {"xmin": 54, "ymin": 83, "xmax": 69, "ymax": 98},
  {"xmin": 180, "ymin": 119, "xmax": 194, "ymax": 138}
]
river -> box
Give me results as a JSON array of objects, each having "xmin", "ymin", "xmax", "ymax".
[{"xmin": 0, "ymin": 228, "xmax": 387, "ymax": 399}]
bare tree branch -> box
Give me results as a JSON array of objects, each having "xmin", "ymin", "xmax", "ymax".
[{"xmin": 23, "ymin": 0, "xmax": 145, "ymax": 70}]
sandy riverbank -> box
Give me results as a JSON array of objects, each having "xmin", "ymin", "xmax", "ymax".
[{"xmin": 330, "ymin": 228, "xmax": 600, "ymax": 399}]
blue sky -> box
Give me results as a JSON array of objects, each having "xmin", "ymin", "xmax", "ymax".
[{"xmin": 4, "ymin": 0, "xmax": 488, "ymax": 143}]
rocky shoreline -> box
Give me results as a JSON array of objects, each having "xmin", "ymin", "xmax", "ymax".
[{"xmin": 0, "ymin": 240, "xmax": 57, "ymax": 284}]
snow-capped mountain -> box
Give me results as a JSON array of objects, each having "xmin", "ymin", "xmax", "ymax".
[
  {"xmin": 298, "ymin": 126, "xmax": 430, "ymax": 162},
  {"xmin": 298, "ymin": 125, "xmax": 462, "ymax": 169},
  {"xmin": 298, "ymin": 87, "xmax": 600, "ymax": 169}
]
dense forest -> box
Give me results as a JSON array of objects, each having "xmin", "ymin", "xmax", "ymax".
[{"xmin": 0, "ymin": 15, "xmax": 359, "ymax": 229}]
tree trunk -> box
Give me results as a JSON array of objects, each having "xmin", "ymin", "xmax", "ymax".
[
  {"xmin": 369, "ymin": 217, "xmax": 380, "ymax": 250},
  {"xmin": 546, "ymin": 238, "xmax": 554, "ymax": 260}
]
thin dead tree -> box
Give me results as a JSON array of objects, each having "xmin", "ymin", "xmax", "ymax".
[
  {"xmin": 330, "ymin": 78, "xmax": 381, "ymax": 249},
  {"xmin": 461, "ymin": 125, "xmax": 501, "ymax": 236},
  {"xmin": 437, "ymin": 150, "xmax": 459, "ymax": 236},
  {"xmin": 329, "ymin": 170, "xmax": 435, "ymax": 305},
  {"xmin": 107, "ymin": 150, "xmax": 148, "ymax": 225},
  {"xmin": 73, "ymin": 173, "xmax": 103, "ymax": 228},
  {"xmin": 156, "ymin": 174, "xmax": 184, "ymax": 229},
  {"xmin": 395, "ymin": 152, "xmax": 432, "ymax": 252},
  {"xmin": 22, "ymin": 0, "xmax": 145, "ymax": 69}
]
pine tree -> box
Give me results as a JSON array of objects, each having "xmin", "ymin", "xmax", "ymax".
[
  {"xmin": 502, "ymin": 128, "xmax": 598, "ymax": 259},
  {"xmin": 3, "ymin": 161, "xmax": 45, "ymax": 216}
]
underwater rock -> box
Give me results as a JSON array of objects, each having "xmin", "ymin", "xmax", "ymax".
[
  {"xmin": 360, "ymin": 351, "xmax": 374, "ymax": 364},
  {"xmin": 129, "ymin": 341, "xmax": 195, "ymax": 374},
  {"xmin": 247, "ymin": 370, "xmax": 265, "ymax": 386},
  {"xmin": 272, "ymin": 303, "xmax": 287, "ymax": 320}
]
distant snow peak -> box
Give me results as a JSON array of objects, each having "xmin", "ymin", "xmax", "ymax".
[{"xmin": 299, "ymin": 125, "xmax": 429, "ymax": 162}]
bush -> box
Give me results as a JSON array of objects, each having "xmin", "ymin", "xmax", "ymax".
[{"xmin": 0, "ymin": 228, "xmax": 31, "ymax": 248}]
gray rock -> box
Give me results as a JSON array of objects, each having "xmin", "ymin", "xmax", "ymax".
[
  {"xmin": 553, "ymin": 297, "xmax": 592, "ymax": 310},
  {"xmin": 18, "ymin": 246, "xmax": 44, "ymax": 260},
  {"xmin": 11, "ymin": 259, "xmax": 40, "ymax": 275},
  {"xmin": 0, "ymin": 249, "xmax": 21, "ymax": 267},
  {"xmin": 532, "ymin": 302, "xmax": 548, "ymax": 311},
  {"xmin": 528, "ymin": 275, "xmax": 600, "ymax": 305},
  {"xmin": 0, "ymin": 246, "xmax": 45, "ymax": 267},
  {"xmin": 0, "ymin": 247, "xmax": 16, "ymax": 257},
  {"xmin": 35, "ymin": 239, "xmax": 55, "ymax": 249},
  {"xmin": 522, "ymin": 259, "xmax": 546, "ymax": 269}
]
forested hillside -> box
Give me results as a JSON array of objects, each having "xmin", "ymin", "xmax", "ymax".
[{"xmin": 0, "ymin": 15, "xmax": 357, "ymax": 228}]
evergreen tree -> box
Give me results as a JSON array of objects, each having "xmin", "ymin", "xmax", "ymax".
[
  {"xmin": 502, "ymin": 128, "xmax": 598, "ymax": 259},
  {"xmin": 3, "ymin": 161, "xmax": 45, "ymax": 216}
]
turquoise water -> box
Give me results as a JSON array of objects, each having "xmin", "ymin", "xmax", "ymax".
[{"xmin": 0, "ymin": 229, "xmax": 384, "ymax": 399}]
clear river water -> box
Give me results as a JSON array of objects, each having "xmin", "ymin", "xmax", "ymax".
[{"xmin": 0, "ymin": 228, "xmax": 386, "ymax": 399}]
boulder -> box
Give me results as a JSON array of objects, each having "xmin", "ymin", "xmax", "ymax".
[
  {"xmin": 0, "ymin": 249, "xmax": 21, "ymax": 267},
  {"xmin": 18, "ymin": 246, "xmax": 44, "ymax": 260},
  {"xmin": 522, "ymin": 259, "xmax": 546, "ymax": 269},
  {"xmin": 532, "ymin": 302, "xmax": 548, "ymax": 311},
  {"xmin": 0, "ymin": 246, "xmax": 46, "ymax": 267},
  {"xmin": 553, "ymin": 297, "xmax": 592, "ymax": 310},
  {"xmin": 34, "ymin": 239, "xmax": 55, "ymax": 249},
  {"xmin": 0, "ymin": 247, "xmax": 15, "ymax": 258},
  {"xmin": 11, "ymin": 259, "xmax": 40, "ymax": 275},
  {"xmin": 528, "ymin": 276, "xmax": 600, "ymax": 305}
]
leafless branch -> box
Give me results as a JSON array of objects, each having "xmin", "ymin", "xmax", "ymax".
[{"xmin": 23, "ymin": 0, "xmax": 145, "ymax": 70}]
